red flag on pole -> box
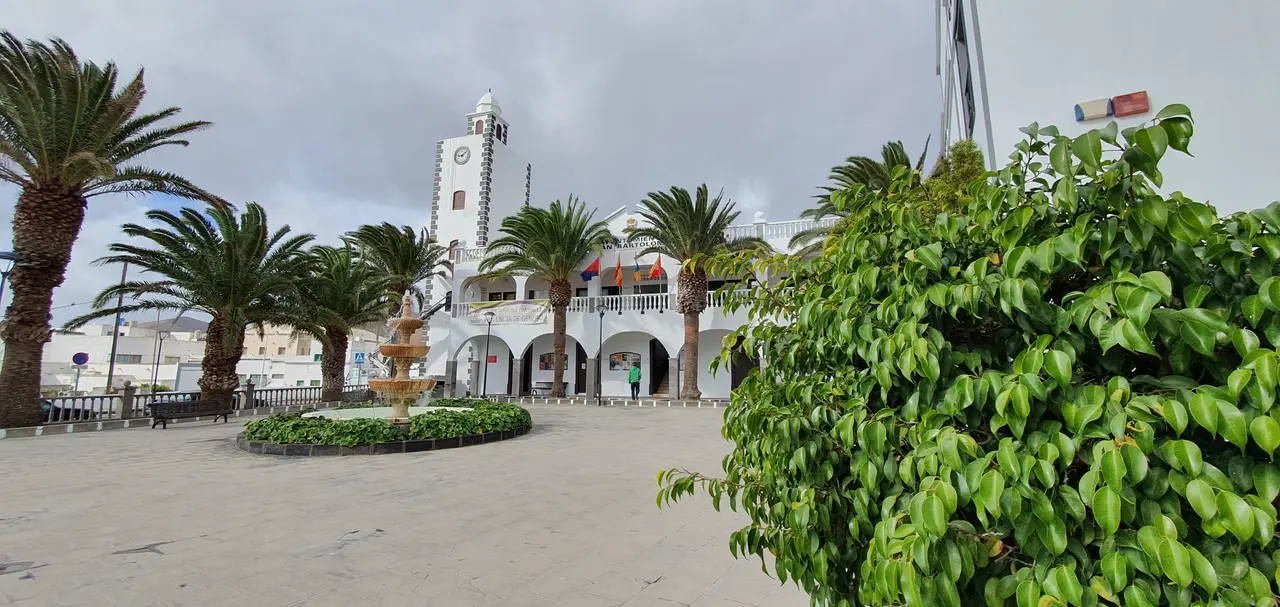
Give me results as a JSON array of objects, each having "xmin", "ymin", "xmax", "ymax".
[
  {"xmin": 648, "ymin": 255, "xmax": 663, "ymax": 279},
  {"xmin": 614, "ymin": 256, "xmax": 624, "ymax": 287}
]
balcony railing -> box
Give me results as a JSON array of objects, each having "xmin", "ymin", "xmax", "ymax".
[
  {"xmin": 762, "ymin": 218, "xmax": 839, "ymax": 240},
  {"xmin": 452, "ymin": 291, "xmax": 760, "ymax": 319}
]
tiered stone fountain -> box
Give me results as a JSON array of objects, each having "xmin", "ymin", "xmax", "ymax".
[{"xmin": 368, "ymin": 294, "xmax": 437, "ymax": 422}]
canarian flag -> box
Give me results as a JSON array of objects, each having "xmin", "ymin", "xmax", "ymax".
[
  {"xmin": 580, "ymin": 256, "xmax": 601, "ymax": 282},
  {"xmin": 614, "ymin": 256, "xmax": 624, "ymax": 287},
  {"xmin": 633, "ymin": 255, "xmax": 643, "ymax": 282},
  {"xmin": 648, "ymin": 255, "xmax": 663, "ymax": 279}
]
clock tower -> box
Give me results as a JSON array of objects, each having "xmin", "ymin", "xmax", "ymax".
[{"xmin": 429, "ymin": 91, "xmax": 531, "ymax": 253}]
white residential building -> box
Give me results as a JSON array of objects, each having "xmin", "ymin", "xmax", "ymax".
[
  {"xmin": 936, "ymin": 0, "xmax": 1280, "ymax": 214},
  {"xmin": 421, "ymin": 93, "xmax": 831, "ymax": 399},
  {"xmin": 16, "ymin": 321, "xmax": 381, "ymax": 396}
]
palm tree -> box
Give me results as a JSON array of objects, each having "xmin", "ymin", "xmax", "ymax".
[
  {"xmin": 346, "ymin": 223, "xmax": 451, "ymax": 311},
  {"xmin": 475, "ymin": 197, "xmax": 614, "ymax": 398},
  {"xmin": 0, "ymin": 33, "xmax": 218, "ymax": 428},
  {"xmin": 66, "ymin": 204, "xmax": 314, "ymax": 408},
  {"xmin": 628, "ymin": 185, "xmax": 770, "ymax": 399},
  {"xmin": 297, "ymin": 246, "xmax": 390, "ymax": 402},
  {"xmin": 789, "ymin": 139, "xmax": 929, "ymax": 256}
]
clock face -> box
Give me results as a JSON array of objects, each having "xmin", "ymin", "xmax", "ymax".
[{"xmin": 454, "ymin": 146, "xmax": 471, "ymax": 165}]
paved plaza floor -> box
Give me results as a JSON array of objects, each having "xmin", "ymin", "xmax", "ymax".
[{"xmin": 0, "ymin": 405, "xmax": 808, "ymax": 606}]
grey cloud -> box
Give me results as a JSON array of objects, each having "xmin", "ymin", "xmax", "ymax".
[{"xmin": 2, "ymin": 0, "xmax": 939, "ymax": 323}]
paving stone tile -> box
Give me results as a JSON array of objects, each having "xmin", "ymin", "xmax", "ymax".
[{"xmin": 0, "ymin": 405, "xmax": 803, "ymax": 606}]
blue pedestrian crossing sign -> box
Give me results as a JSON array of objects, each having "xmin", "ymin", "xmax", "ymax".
[{"xmin": 353, "ymin": 352, "xmax": 366, "ymax": 364}]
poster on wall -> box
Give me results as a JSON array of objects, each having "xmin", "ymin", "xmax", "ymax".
[
  {"xmin": 608, "ymin": 352, "xmax": 641, "ymax": 370},
  {"xmin": 538, "ymin": 353, "xmax": 567, "ymax": 370},
  {"xmin": 467, "ymin": 300, "xmax": 549, "ymax": 325}
]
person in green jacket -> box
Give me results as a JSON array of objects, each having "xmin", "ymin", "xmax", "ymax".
[{"xmin": 628, "ymin": 364, "xmax": 642, "ymax": 400}]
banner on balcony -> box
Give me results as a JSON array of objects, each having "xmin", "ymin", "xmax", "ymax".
[{"xmin": 467, "ymin": 300, "xmax": 550, "ymax": 325}]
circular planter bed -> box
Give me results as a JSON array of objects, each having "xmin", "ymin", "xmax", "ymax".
[{"xmin": 235, "ymin": 399, "xmax": 532, "ymax": 456}]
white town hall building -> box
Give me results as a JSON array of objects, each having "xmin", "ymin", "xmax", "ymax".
[{"xmin": 419, "ymin": 93, "xmax": 831, "ymax": 400}]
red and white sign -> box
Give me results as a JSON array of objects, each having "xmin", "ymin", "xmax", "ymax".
[{"xmin": 487, "ymin": 356, "xmax": 498, "ymax": 363}]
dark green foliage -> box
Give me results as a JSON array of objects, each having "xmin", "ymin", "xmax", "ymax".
[
  {"xmin": 408, "ymin": 402, "xmax": 532, "ymax": 439},
  {"xmin": 243, "ymin": 403, "xmax": 531, "ymax": 446},
  {"xmin": 243, "ymin": 413, "xmax": 401, "ymax": 447},
  {"xmin": 659, "ymin": 106, "xmax": 1280, "ymax": 606}
]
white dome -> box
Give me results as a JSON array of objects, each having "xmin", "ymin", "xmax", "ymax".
[{"xmin": 476, "ymin": 91, "xmax": 502, "ymax": 116}]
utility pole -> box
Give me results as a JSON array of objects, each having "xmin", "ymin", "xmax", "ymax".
[{"xmin": 104, "ymin": 262, "xmax": 128, "ymax": 394}]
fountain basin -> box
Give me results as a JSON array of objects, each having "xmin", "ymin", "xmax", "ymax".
[
  {"xmin": 302, "ymin": 406, "xmax": 471, "ymax": 420},
  {"xmin": 378, "ymin": 344, "xmax": 429, "ymax": 359},
  {"xmin": 367, "ymin": 378, "xmax": 437, "ymax": 394}
]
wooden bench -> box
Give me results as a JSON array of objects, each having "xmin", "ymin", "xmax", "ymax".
[{"xmin": 150, "ymin": 400, "xmax": 233, "ymax": 429}]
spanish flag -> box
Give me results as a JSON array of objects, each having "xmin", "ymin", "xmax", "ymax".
[
  {"xmin": 648, "ymin": 255, "xmax": 663, "ymax": 279},
  {"xmin": 614, "ymin": 255, "xmax": 624, "ymax": 287},
  {"xmin": 580, "ymin": 256, "xmax": 600, "ymax": 282}
]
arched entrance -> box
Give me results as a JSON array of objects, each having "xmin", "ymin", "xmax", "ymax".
[
  {"xmin": 599, "ymin": 331, "xmax": 669, "ymax": 398},
  {"xmin": 519, "ymin": 334, "xmax": 588, "ymax": 395},
  {"xmin": 677, "ymin": 329, "xmax": 756, "ymax": 399},
  {"xmin": 455, "ymin": 334, "xmax": 515, "ymax": 397}
]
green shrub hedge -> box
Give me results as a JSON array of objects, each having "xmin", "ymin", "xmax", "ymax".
[{"xmin": 242, "ymin": 401, "xmax": 531, "ymax": 447}]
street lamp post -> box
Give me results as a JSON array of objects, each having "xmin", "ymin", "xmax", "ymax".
[
  {"xmin": 150, "ymin": 331, "xmax": 170, "ymax": 391},
  {"xmin": 596, "ymin": 307, "xmax": 605, "ymax": 407},
  {"xmin": 481, "ymin": 311, "xmax": 496, "ymax": 397}
]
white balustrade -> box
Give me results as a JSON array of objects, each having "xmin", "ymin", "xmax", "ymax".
[
  {"xmin": 761, "ymin": 218, "xmax": 838, "ymax": 241},
  {"xmin": 452, "ymin": 290, "xmax": 754, "ymax": 318}
]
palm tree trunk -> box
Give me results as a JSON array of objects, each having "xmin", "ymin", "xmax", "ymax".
[
  {"xmin": 321, "ymin": 328, "xmax": 348, "ymax": 402},
  {"xmin": 549, "ymin": 280, "xmax": 571, "ymax": 398},
  {"xmin": 675, "ymin": 268, "xmax": 707, "ymax": 400},
  {"xmin": 0, "ymin": 187, "xmax": 87, "ymax": 428},
  {"xmin": 198, "ymin": 315, "xmax": 244, "ymax": 408},
  {"xmin": 681, "ymin": 311, "xmax": 701, "ymax": 400}
]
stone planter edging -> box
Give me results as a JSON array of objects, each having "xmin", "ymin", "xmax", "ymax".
[{"xmin": 234, "ymin": 424, "xmax": 532, "ymax": 456}]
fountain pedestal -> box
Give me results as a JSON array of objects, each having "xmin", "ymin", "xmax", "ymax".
[{"xmin": 368, "ymin": 294, "xmax": 437, "ymax": 423}]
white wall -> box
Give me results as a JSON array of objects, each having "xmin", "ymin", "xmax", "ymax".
[
  {"xmin": 489, "ymin": 140, "xmax": 529, "ymax": 225},
  {"xmin": 435, "ymin": 132, "xmax": 486, "ymax": 250},
  {"xmin": 955, "ymin": 0, "xmax": 1280, "ymax": 214}
]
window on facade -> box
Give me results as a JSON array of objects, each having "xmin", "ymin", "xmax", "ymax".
[
  {"xmin": 272, "ymin": 374, "xmax": 284, "ymax": 380},
  {"xmin": 257, "ymin": 346, "xmax": 266, "ymax": 355},
  {"xmin": 297, "ymin": 380, "xmax": 305, "ymax": 387},
  {"xmin": 475, "ymin": 119, "xmax": 484, "ymax": 135},
  {"xmin": 115, "ymin": 354, "xmax": 142, "ymax": 364},
  {"xmin": 313, "ymin": 353, "xmax": 323, "ymax": 362},
  {"xmin": 604, "ymin": 286, "xmax": 621, "ymax": 296},
  {"xmin": 310, "ymin": 380, "xmax": 322, "ymax": 387},
  {"xmin": 453, "ymin": 190, "xmax": 465, "ymax": 210},
  {"xmin": 448, "ymin": 239, "xmax": 459, "ymax": 262},
  {"xmin": 634, "ymin": 284, "xmax": 668, "ymax": 295},
  {"xmin": 576, "ymin": 288, "xmax": 588, "ymax": 298},
  {"xmin": 487, "ymin": 291, "xmax": 517, "ymax": 302},
  {"xmin": 163, "ymin": 356, "xmax": 181, "ymax": 364},
  {"xmin": 953, "ymin": 1, "xmax": 976, "ymax": 137},
  {"xmin": 295, "ymin": 342, "xmax": 310, "ymax": 356},
  {"xmin": 277, "ymin": 347, "xmax": 286, "ymax": 355}
]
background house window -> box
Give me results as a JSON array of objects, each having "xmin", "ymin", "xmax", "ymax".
[
  {"xmin": 453, "ymin": 190, "xmax": 466, "ymax": 210},
  {"xmin": 313, "ymin": 353, "xmax": 323, "ymax": 362},
  {"xmin": 277, "ymin": 347, "xmax": 286, "ymax": 355},
  {"xmin": 258, "ymin": 347, "xmax": 266, "ymax": 355},
  {"xmin": 296, "ymin": 380, "xmax": 305, "ymax": 386},
  {"xmin": 115, "ymin": 354, "xmax": 142, "ymax": 364},
  {"xmin": 576, "ymin": 288, "xmax": 588, "ymax": 297},
  {"xmin": 163, "ymin": 356, "xmax": 181, "ymax": 364},
  {"xmin": 310, "ymin": 380, "xmax": 322, "ymax": 387},
  {"xmin": 295, "ymin": 342, "xmax": 310, "ymax": 356}
]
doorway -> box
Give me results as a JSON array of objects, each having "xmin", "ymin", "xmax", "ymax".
[
  {"xmin": 649, "ymin": 339, "xmax": 670, "ymax": 396},
  {"xmin": 575, "ymin": 342, "xmax": 587, "ymax": 394},
  {"xmin": 521, "ymin": 353, "xmax": 533, "ymax": 396},
  {"xmin": 729, "ymin": 337, "xmax": 757, "ymax": 390}
]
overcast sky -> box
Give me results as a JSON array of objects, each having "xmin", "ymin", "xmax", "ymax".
[{"xmin": 2, "ymin": 0, "xmax": 940, "ymax": 325}]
